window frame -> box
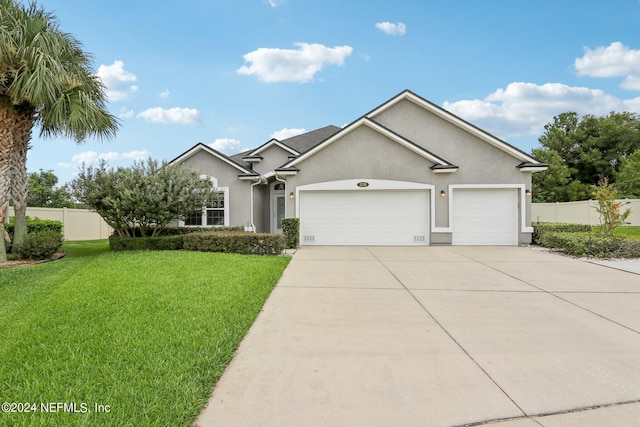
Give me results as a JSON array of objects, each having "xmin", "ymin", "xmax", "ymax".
[{"xmin": 179, "ymin": 177, "xmax": 229, "ymax": 227}]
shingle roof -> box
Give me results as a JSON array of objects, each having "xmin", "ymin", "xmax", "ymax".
[{"xmin": 279, "ymin": 125, "xmax": 341, "ymax": 154}]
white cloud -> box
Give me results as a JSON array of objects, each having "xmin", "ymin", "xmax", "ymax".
[
  {"xmin": 267, "ymin": 0, "xmax": 285, "ymax": 6},
  {"xmin": 98, "ymin": 152, "xmax": 120, "ymax": 161},
  {"xmin": 56, "ymin": 162, "xmax": 72, "ymax": 169},
  {"xmin": 71, "ymin": 151, "xmax": 98, "ymax": 165},
  {"xmin": 159, "ymin": 89, "xmax": 170, "ymax": 98},
  {"xmin": 118, "ymin": 107, "xmax": 135, "ymax": 119},
  {"xmin": 96, "ymin": 60, "xmax": 138, "ymax": 101},
  {"xmin": 70, "ymin": 150, "xmax": 150, "ymax": 166},
  {"xmin": 137, "ymin": 107, "xmax": 201, "ymax": 125},
  {"xmin": 271, "ymin": 128, "xmax": 306, "ymax": 140},
  {"xmin": 237, "ymin": 43, "xmax": 354, "ymax": 83},
  {"xmin": 575, "ymin": 42, "xmax": 640, "ymax": 90},
  {"xmin": 122, "ymin": 150, "xmax": 150, "ymax": 160},
  {"xmin": 208, "ymin": 138, "xmax": 241, "ymax": 154},
  {"xmin": 375, "ymin": 22, "xmax": 407, "ymax": 36},
  {"xmin": 443, "ymin": 82, "xmax": 640, "ymax": 139}
]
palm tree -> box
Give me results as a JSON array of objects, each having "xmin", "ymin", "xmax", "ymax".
[{"xmin": 0, "ymin": 0, "xmax": 118, "ymax": 261}]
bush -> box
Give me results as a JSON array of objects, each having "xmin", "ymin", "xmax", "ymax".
[
  {"xmin": 6, "ymin": 217, "xmax": 63, "ymax": 240},
  {"xmin": 532, "ymin": 222, "xmax": 592, "ymax": 245},
  {"xmin": 109, "ymin": 235, "xmax": 184, "ymax": 252},
  {"xmin": 539, "ymin": 231, "xmax": 640, "ymax": 258},
  {"xmin": 183, "ymin": 232, "xmax": 283, "ymax": 255},
  {"xmin": 14, "ymin": 230, "xmax": 64, "ymax": 260},
  {"xmin": 112, "ymin": 226, "xmax": 244, "ymax": 237},
  {"xmin": 281, "ymin": 218, "xmax": 300, "ymax": 249}
]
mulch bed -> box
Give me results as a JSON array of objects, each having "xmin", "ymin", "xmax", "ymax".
[{"xmin": 0, "ymin": 250, "xmax": 66, "ymax": 269}]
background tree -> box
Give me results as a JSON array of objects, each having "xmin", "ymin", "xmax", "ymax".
[
  {"xmin": 0, "ymin": 0, "xmax": 118, "ymax": 262},
  {"xmin": 533, "ymin": 111, "xmax": 640, "ymax": 202},
  {"xmin": 27, "ymin": 169, "xmax": 74, "ymax": 208},
  {"xmin": 71, "ymin": 159, "xmax": 212, "ymax": 237},
  {"xmin": 617, "ymin": 151, "xmax": 640, "ymax": 198},
  {"xmin": 531, "ymin": 148, "xmax": 590, "ymax": 202}
]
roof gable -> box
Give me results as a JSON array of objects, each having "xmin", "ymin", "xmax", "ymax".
[
  {"xmin": 283, "ymin": 117, "xmax": 456, "ymax": 169},
  {"xmin": 366, "ymin": 90, "xmax": 541, "ymax": 164},
  {"xmin": 169, "ymin": 143, "xmax": 256, "ymax": 175},
  {"xmin": 247, "ymin": 139, "xmax": 299, "ymax": 157}
]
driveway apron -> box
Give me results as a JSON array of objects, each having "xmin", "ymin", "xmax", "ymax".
[{"xmin": 195, "ymin": 246, "xmax": 640, "ymax": 427}]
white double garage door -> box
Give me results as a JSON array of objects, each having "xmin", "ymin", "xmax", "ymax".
[{"xmin": 299, "ymin": 187, "xmax": 519, "ymax": 246}]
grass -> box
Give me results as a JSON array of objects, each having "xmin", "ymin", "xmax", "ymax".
[
  {"xmin": 614, "ymin": 226, "xmax": 640, "ymax": 240},
  {"xmin": 0, "ymin": 240, "xmax": 290, "ymax": 426}
]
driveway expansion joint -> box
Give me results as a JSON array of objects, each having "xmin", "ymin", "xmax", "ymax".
[
  {"xmin": 451, "ymin": 248, "xmax": 640, "ymax": 336},
  {"xmin": 366, "ymin": 247, "xmax": 528, "ymax": 418},
  {"xmin": 459, "ymin": 398, "xmax": 640, "ymax": 426}
]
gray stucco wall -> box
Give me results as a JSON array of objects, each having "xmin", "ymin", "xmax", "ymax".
[
  {"xmin": 283, "ymin": 99, "xmax": 535, "ymax": 244},
  {"xmin": 253, "ymin": 185, "xmax": 269, "ymax": 233},
  {"xmin": 177, "ymin": 150, "xmax": 252, "ymax": 229},
  {"xmin": 372, "ymin": 99, "xmax": 527, "ymax": 184},
  {"xmin": 253, "ymin": 145, "xmax": 293, "ymax": 176}
]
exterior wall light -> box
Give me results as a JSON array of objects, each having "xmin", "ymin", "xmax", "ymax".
[
  {"xmin": 525, "ymin": 189, "xmax": 531, "ymax": 197},
  {"xmin": 440, "ymin": 190, "xmax": 446, "ymax": 198},
  {"xmin": 289, "ymin": 192, "xmax": 294, "ymax": 199}
]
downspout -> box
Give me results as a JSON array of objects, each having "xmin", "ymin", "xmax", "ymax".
[
  {"xmin": 249, "ymin": 176, "xmax": 266, "ymax": 232},
  {"xmin": 274, "ymin": 173, "xmax": 287, "ymax": 188}
]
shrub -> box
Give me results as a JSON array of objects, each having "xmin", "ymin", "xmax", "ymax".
[
  {"xmin": 14, "ymin": 230, "xmax": 64, "ymax": 260},
  {"xmin": 532, "ymin": 222, "xmax": 591, "ymax": 245},
  {"xmin": 281, "ymin": 218, "xmax": 300, "ymax": 249},
  {"xmin": 6, "ymin": 216, "xmax": 63, "ymax": 239},
  {"xmin": 539, "ymin": 231, "xmax": 640, "ymax": 258},
  {"xmin": 109, "ymin": 235, "xmax": 184, "ymax": 252},
  {"xmin": 183, "ymin": 232, "xmax": 283, "ymax": 255},
  {"xmin": 592, "ymin": 177, "xmax": 631, "ymax": 237},
  {"xmin": 111, "ymin": 226, "xmax": 244, "ymax": 238}
]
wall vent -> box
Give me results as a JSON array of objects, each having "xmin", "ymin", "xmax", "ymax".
[
  {"xmin": 413, "ymin": 235, "xmax": 426, "ymax": 243},
  {"xmin": 304, "ymin": 235, "xmax": 315, "ymax": 242}
]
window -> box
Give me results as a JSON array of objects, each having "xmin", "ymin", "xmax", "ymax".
[
  {"xmin": 181, "ymin": 177, "xmax": 229, "ymax": 227},
  {"xmin": 205, "ymin": 191, "xmax": 225, "ymax": 226}
]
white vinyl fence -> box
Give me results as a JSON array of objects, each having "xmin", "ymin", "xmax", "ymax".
[
  {"xmin": 6, "ymin": 207, "xmax": 112, "ymax": 241},
  {"xmin": 532, "ymin": 199, "xmax": 640, "ymax": 226}
]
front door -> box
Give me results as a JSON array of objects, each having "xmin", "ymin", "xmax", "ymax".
[{"xmin": 272, "ymin": 194, "xmax": 285, "ymax": 233}]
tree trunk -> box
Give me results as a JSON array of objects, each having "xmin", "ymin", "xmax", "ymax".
[
  {"xmin": 0, "ymin": 106, "xmax": 14, "ymax": 263},
  {"xmin": 9, "ymin": 107, "xmax": 35, "ymax": 251},
  {"xmin": 0, "ymin": 204, "xmax": 8, "ymax": 263}
]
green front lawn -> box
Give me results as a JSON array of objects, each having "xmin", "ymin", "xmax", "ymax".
[
  {"xmin": 615, "ymin": 226, "xmax": 640, "ymax": 240},
  {"xmin": 0, "ymin": 241, "xmax": 290, "ymax": 426}
]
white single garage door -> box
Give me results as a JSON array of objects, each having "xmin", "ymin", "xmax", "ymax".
[
  {"xmin": 299, "ymin": 190, "xmax": 429, "ymax": 245},
  {"xmin": 452, "ymin": 188, "xmax": 519, "ymax": 246}
]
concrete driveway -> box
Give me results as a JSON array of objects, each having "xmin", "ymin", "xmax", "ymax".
[{"xmin": 196, "ymin": 246, "xmax": 640, "ymax": 427}]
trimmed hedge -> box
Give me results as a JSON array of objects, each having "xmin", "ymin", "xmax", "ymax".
[
  {"xmin": 6, "ymin": 217, "xmax": 63, "ymax": 239},
  {"xmin": 183, "ymin": 232, "xmax": 283, "ymax": 255},
  {"xmin": 109, "ymin": 235, "xmax": 184, "ymax": 252},
  {"xmin": 539, "ymin": 231, "xmax": 640, "ymax": 258},
  {"xmin": 281, "ymin": 218, "xmax": 300, "ymax": 249},
  {"xmin": 112, "ymin": 225, "xmax": 244, "ymax": 237},
  {"xmin": 532, "ymin": 222, "xmax": 592, "ymax": 245}
]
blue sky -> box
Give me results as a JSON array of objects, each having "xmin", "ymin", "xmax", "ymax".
[{"xmin": 26, "ymin": 0, "xmax": 640, "ymax": 184}]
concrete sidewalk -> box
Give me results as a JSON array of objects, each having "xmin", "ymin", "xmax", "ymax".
[{"xmin": 195, "ymin": 246, "xmax": 640, "ymax": 427}]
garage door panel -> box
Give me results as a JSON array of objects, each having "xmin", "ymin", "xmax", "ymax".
[
  {"xmin": 300, "ymin": 190, "xmax": 429, "ymax": 246},
  {"xmin": 452, "ymin": 189, "xmax": 518, "ymax": 246}
]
